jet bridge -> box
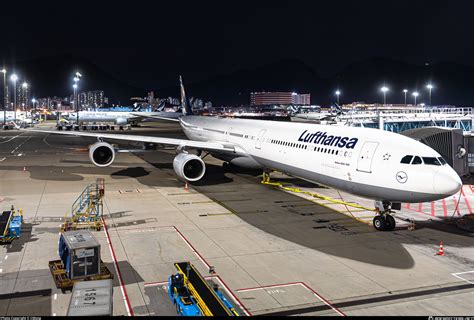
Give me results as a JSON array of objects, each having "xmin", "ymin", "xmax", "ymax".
[{"xmin": 401, "ymin": 127, "xmax": 468, "ymax": 176}]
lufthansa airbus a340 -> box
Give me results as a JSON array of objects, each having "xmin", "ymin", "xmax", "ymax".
[{"xmin": 27, "ymin": 77, "xmax": 462, "ymax": 231}]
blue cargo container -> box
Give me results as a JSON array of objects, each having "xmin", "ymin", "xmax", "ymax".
[{"xmin": 59, "ymin": 230, "xmax": 101, "ymax": 280}]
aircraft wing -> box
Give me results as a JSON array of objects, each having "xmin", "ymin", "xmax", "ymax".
[
  {"xmin": 24, "ymin": 129, "xmax": 236, "ymax": 153},
  {"xmin": 130, "ymin": 112, "xmax": 181, "ymax": 122}
]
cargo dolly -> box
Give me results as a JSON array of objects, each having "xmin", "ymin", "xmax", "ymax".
[
  {"xmin": 49, "ymin": 259, "xmax": 113, "ymax": 293},
  {"xmin": 0, "ymin": 206, "xmax": 23, "ymax": 244},
  {"xmin": 169, "ymin": 262, "xmax": 239, "ymax": 316},
  {"xmin": 49, "ymin": 230, "xmax": 113, "ymax": 292}
]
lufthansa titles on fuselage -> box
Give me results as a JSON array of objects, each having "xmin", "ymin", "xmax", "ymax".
[{"xmin": 298, "ymin": 130, "xmax": 358, "ymax": 149}]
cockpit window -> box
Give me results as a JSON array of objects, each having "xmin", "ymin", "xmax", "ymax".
[
  {"xmin": 411, "ymin": 156, "xmax": 423, "ymax": 165},
  {"xmin": 423, "ymin": 157, "xmax": 441, "ymax": 166},
  {"xmin": 438, "ymin": 157, "xmax": 447, "ymax": 165},
  {"xmin": 400, "ymin": 155, "xmax": 413, "ymax": 164}
]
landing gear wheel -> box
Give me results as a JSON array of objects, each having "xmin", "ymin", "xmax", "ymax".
[
  {"xmin": 373, "ymin": 216, "xmax": 386, "ymax": 231},
  {"xmin": 385, "ymin": 215, "xmax": 396, "ymax": 231}
]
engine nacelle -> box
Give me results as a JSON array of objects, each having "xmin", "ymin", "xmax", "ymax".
[
  {"xmin": 89, "ymin": 142, "xmax": 116, "ymax": 167},
  {"xmin": 116, "ymin": 117, "xmax": 128, "ymax": 125},
  {"xmin": 173, "ymin": 153, "xmax": 206, "ymax": 181}
]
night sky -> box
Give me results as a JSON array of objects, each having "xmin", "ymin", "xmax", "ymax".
[{"xmin": 2, "ymin": 1, "xmax": 473, "ymax": 89}]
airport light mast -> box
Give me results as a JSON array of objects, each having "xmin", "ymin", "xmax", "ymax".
[
  {"xmin": 335, "ymin": 90, "xmax": 341, "ymax": 104},
  {"xmin": 73, "ymin": 83, "xmax": 78, "ymax": 124},
  {"xmin": 10, "ymin": 74, "xmax": 18, "ymax": 123},
  {"xmin": 412, "ymin": 91, "xmax": 419, "ymax": 106},
  {"xmin": 2, "ymin": 68, "xmax": 6, "ymax": 126},
  {"xmin": 403, "ymin": 89, "xmax": 408, "ymax": 106},
  {"xmin": 73, "ymin": 71, "xmax": 81, "ymax": 125},
  {"xmin": 426, "ymin": 84, "xmax": 433, "ymax": 106},
  {"xmin": 380, "ymin": 86, "xmax": 389, "ymax": 106}
]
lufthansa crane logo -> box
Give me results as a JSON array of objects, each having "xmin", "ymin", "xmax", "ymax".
[{"xmin": 396, "ymin": 171, "xmax": 408, "ymax": 184}]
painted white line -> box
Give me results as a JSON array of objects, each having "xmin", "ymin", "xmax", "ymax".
[
  {"xmin": 210, "ymin": 276, "xmax": 251, "ymax": 316},
  {"xmin": 236, "ymin": 283, "xmax": 299, "ymax": 292},
  {"xmin": 54, "ymin": 293, "xmax": 58, "ymax": 300},
  {"xmin": 0, "ymin": 132, "xmax": 23, "ymax": 144},
  {"xmin": 4, "ymin": 255, "xmax": 7, "ymax": 260},
  {"xmin": 452, "ymin": 270, "xmax": 474, "ymax": 275},
  {"xmin": 452, "ymin": 271, "xmax": 474, "ymax": 284},
  {"xmin": 0, "ymin": 157, "xmax": 6, "ymax": 162},
  {"xmin": 10, "ymin": 136, "xmax": 32, "ymax": 154},
  {"xmin": 143, "ymin": 280, "xmax": 168, "ymax": 288},
  {"xmin": 0, "ymin": 269, "xmax": 3, "ymax": 273},
  {"xmin": 173, "ymin": 226, "xmax": 210, "ymax": 269},
  {"xmin": 236, "ymin": 282, "xmax": 344, "ymax": 316},
  {"xmin": 101, "ymin": 217, "xmax": 132, "ymax": 316}
]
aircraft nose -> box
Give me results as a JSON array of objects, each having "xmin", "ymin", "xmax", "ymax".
[{"xmin": 434, "ymin": 170, "xmax": 462, "ymax": 197}]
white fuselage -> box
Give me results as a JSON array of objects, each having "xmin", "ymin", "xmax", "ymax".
[
  {"xmin": 66, "ymin": 111, "xmax": 136, "ymax": 125},
  {"xmin": 179, "ymin": 115, "xmax": 461, "ymax": 203},
  {"xmin": 0, "ymin": 111, "xmax": 31, "ymax": 122}
]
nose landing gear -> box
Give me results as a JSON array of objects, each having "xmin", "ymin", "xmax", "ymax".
[{"xmin": 373, "ymin": 201, "xmax": 396, "ymax": 231}]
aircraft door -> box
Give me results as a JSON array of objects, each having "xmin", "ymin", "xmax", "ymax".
[
  {"xmin": 357, "ymin": 141, "xmax": 379, "ymax": 173},
  {"xmin": 255, "ymin": 129, "xmax": 266, "ymax": 150}
]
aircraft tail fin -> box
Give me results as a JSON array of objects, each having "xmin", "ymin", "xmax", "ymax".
[
  {"xmin": 332, "ymin": 102, "xmax": 344, "ymax": 115},
  {"xmin": 132, "ymin": 103, "xmax": 141, "ymax": 112},
  {"xmin": 156, "ymin": 99, "xmax": 166, "ymax": 112},
  {"xmin": 180, "ymin": 75, "xmax": 193, "ymax": 115}
]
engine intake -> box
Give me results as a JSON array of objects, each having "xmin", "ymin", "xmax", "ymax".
[
  {"xmin": 173, "ymin": 153, "xmax": 206, "ymax": 181},
  {"xmin": 89, "ymin": 142, "xmax": 116, "ymax": 167}
]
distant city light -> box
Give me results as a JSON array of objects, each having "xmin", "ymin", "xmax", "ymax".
[
  {"xmin": 75, "ymin": 72, "xmax": 82, "ymax": 77},
  {"xmin": 335, "ymin": 90, "xmax": 341, "ymax": 95},
  {"xmin": 73, "ymin": 77, "xmax": 79, "ymax": 82},
  {"xmin": 426, "ymin": 84, "xmax": 433, "ymax": 89},
  {"xmin": 22, "ymin": 82, "xmax": 28, "ymax": 89},
  {"xmin": 73, "ymin": 84, "xmax": 78, "ymax": 89},
  {"xmin": 1, "ymin": 68, "xmax": 6, "ymax": 74},
  {"xmin": 10, "ymin": 74, "xmax": 18, "ymax": 82},
  {"xmin": 403, "ymin": 89, "xmax": 408, "ymax": 93}
]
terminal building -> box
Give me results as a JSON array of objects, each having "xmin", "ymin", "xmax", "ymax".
[{"xmin": 250, "ymin": 91, "xmax": 310, "ymax": 106}]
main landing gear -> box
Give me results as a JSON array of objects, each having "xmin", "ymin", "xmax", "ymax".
[{"xmin": 373, "ymin": 201, "xmax": 396, "ymax": 231}]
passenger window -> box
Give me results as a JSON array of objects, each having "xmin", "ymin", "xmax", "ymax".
[
  {"xmin": 423, "ymin": 157, "xmax": 441, "ymax": 166},
  {"xmin": 438, "ymin": 157, "xmax": 447, "ymax": 165},
  {"xmin": 411, "ymin": 156, "xmax": 423, "ymax": 165},
  {"xmin": 400, "ymin": 155, "xmax": 413, "ymax": 164}
]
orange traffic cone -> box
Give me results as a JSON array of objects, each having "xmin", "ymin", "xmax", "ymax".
[
  {"xmin": 184, "ymin": 181, "xmax": 189, "ymax": 191},
  {"xmin": 436, "ymin": 241, "xmax": 445, "ymax": 256}
]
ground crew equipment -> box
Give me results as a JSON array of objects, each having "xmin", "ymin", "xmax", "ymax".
[
  {"xmin": 49, "ymin": 230, "xmax": 112, "ymax": 292},
  {"xmin": 0, "ymin": 205, "xmax": 23, "ymax": 243},
  {"xmin": 168, "ymin": 262, "xmax": 239, "ymax": 316},
  {"xmin": 61, "ymin": 178, "xmax": 105, "ymax": 232}
]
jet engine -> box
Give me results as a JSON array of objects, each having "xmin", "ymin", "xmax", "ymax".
[
  {"xmin": 89, "ymin": 142, "xmax": 116, "ymax": 167},
  {"xmin": 116, "ymin": 117, "xmax": 128, "ymax": 125},
  {"xmin": 173, "ymin": 153, "xmax": 206, "ymax": 181}
]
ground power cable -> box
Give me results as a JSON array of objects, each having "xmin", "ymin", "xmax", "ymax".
[{"xmin": 450, "ymin": 190, "xmax": 462, "ymax": 218}]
